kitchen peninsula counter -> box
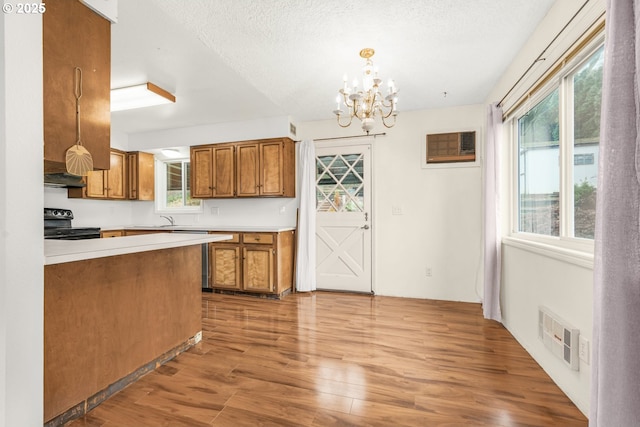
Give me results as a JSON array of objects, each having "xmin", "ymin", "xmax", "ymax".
[
  {"xmin": 44, "ymin": 234, "xmax": 230, "ymax": 425},
  {"xmin": 45, "ymin": 232, "xmax": 232, "ymax": 265},
  {"xmin": 101, "ymin": 224, "xmax": 296, "ymax": 233}
]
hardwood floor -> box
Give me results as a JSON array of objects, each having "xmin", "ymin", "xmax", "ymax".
[{"xmin": 67, "ymin": 292, "xmax": 588, "ymax": 426}]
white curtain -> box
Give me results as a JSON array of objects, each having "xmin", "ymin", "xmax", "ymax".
[
  {"xmin": 482, "ymin": 102, "xmax": 503, "ymax": 322},
  {"xmin": 590, "ymin": 0, "xmax": 640, "ymax": 424},
  {"xmin": 295, "ymin": 140, "xmax": 317, "ymax": 292}
]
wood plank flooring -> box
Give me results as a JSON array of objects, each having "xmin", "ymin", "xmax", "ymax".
[{"xmin": 67, "ymin": 292, "xmax": 588, "ymax": 426}]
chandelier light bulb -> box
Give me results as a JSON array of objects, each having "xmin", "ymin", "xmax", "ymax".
[{"xmin": 333, "ymin": 48, "xmax": 399, "ymax": 134}]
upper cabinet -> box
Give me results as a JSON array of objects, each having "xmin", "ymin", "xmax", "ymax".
[
  {"xmin": 43, "ymin": 0, "xmax": 111, "ymax": 173},
  {"xmin": 68, "ymin": 149, "xmax": 155, "ymax": 200},
  {"xmin": 191, "ymin": 144, "xmax": 236, "ymax": 198},
  {"xmin": 128, "ymin": 152, "xmax": 155, "ymax": 201},
  {"xmin": 192, "ymin": 137, "xmax": 295, "ymax": 199}
]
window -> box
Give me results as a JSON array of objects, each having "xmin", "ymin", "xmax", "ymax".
[
  {"xmin": 513, "ymin": 41, "xmax": 603, "ymax": 245},
  {"xmin": 316, "ymin": 153, "xmax": 365, "ymax": 212},
  {"xmin": 155, "ymin": 158, "xmax": 202, "ymax": 213}
]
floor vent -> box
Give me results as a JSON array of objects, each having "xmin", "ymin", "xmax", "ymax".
[{"xmin": 538, "ymin": 306, "xmax": 580, "ymax": 371}]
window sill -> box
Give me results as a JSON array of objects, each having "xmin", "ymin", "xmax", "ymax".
[{"xmin": 502, "ymin": 236, "xmax": 594, "ymax": 269}]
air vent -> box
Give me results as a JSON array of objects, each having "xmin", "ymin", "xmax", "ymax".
[
  {"xmin": 426, "ymin": 131, "xmax": 476, "ymax": 163},
  {"xmin": 538, "ymin": 306, "xmax": 580, "ymax": 370}
]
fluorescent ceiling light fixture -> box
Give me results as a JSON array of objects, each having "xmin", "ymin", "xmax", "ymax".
[
  {"xmin": 111, "ymin": 82, "xmax": 175, "ymax": 112},
  {"xmin": 160, "ymin": 149, "xmax": 182, "ymax": 158}
]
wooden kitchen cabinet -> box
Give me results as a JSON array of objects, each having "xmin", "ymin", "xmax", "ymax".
[
  {"xmin": 208, "ymin": 232, "xmax": 241, "ymax": 289},
  {"xmin": 128, "ymin": 151, "xmax": 155, "ymax": 200},
  {"xmin": 68, "ymin": 150, "xmax": 126, "ymax": 199},
  {"xmin": 100, "ymin": 230, "xmax": 124, "ymax": 238},
  {"xmin": 43, "ymin": 0, "xmax": 111, "ymax": 173},
  {"xmin": 242, "ymin": 245, "xmax": 275, "ymax": 292},
  {"xmin": 236, "ymin": 138, "xmax": 295, "ymax": 197},
  {"xmin": 69, "ymin": 150, "xmax": 155, "ymax": 200},
  {"xmin": 191, "ymin": 137, "xmax": 295, "ymax": 199},
  {"xmin": 208, "ymin": 230, "xmax": 295, "ymax": 297},
  {"xmin": 191, "ymin": 144, "xmax": 235, "ymax": 198}
]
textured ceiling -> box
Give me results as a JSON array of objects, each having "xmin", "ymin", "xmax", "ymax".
[{"xmin": 110, "ymin": 0, "xmax": 556, "ymax": 134}]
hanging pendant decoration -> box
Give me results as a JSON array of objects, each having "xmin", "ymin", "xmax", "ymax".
[{"xmin": 65, "ymin": 67, "xmax": 94, "ymax": 176}]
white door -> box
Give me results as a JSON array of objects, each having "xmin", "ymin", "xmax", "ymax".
[{"xmin": 315, "ymin": 143, "xmax": 372, "ymax": 293}]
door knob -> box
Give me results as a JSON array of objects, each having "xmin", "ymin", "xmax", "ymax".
[{"xmin": 361, "ymin": 224, "xmax": 370, "ymax": 230}]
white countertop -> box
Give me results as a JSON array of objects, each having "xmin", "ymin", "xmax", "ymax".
[
  {"xmin": 45, "ymin": 233, "xmax": 233, "ymax": 266},
  {"xmin": 102, "ymin": 225, "xmax": 296, "ymax": 232}
]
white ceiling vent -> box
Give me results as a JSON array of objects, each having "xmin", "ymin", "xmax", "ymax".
[{"xmin": 538, "ymin": 306, "xmax": 580, "ymax": 371}]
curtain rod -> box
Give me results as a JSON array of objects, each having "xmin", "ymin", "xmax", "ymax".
[
  {"xmin": 311, "ymin": 132, "xmax": 386, "ymax": 142},
  {"xmin": 497, "ymin": 0, "xmax": 590, "ymax": 108}
]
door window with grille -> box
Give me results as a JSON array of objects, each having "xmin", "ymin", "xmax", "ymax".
[{"xmin": 316, "ymin": 153, "xmax": 365, "ymax": 213}]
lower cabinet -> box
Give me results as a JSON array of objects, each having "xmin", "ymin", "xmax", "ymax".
[{"xmin": 208, "ymin": 230, "xmax": 294, "ymax": 296}]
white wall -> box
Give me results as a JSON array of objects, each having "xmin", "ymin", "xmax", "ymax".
[
  {"xmin": 0, "ymin": 12, "xmax": 44, "ymax": 427},
  {"xmin": 484, "ymin": 0, "xmax": 606, "ymax": 415},
  {"xmin": 300, "ymin": 105, "xmax": 485, "ymax": 301}
]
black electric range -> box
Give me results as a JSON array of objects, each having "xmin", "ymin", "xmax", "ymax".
[{"xmin": 44, "ymin": 208, "xmax": 101, "ymax": 240}]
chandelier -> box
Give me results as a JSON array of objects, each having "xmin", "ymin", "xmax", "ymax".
[{"xmin": 333, "ymin": 48, "xmax": 398, "ymax": 134}]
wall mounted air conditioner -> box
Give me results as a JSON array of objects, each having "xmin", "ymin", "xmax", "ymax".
[{"xmin": 426, "ymin": 131, "xmax": 476, "ymax": 164}]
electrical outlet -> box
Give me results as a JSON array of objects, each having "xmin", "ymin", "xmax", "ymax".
[
  {"xmin": 279, "ymin": 206, "xmax": 286, "ymax": 215},
  {"xmin": 392, "ymin": 205, "xmax": 404, "ymax": 215},
  {"xmin": 579, "ymin": 336, "xmax": 589, "ymax": 364},
  {"xmin": 426, "ymin": 267, "xmax": 432, "ymax": 277},
  {"xmin": 211, "ymin": 207, "xmax": 219, "ymax": 215}
]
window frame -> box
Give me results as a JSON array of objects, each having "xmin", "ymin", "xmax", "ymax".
[
  {"xmin": 507, "ymin": 34, "xmax": 604, "ymax": 258},
  {"xmin": 154, "ymin": 157, "xmax": 203, "ymax": 214}
]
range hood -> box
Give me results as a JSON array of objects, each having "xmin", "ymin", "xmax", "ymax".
[{"xmin": 44, "ymin": 173, "xmax": 86, "ymax": 188}]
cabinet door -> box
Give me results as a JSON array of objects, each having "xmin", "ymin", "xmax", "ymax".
[
  {"xmin": 128, "ymin": 152, "xmax": 155, "ymax": 201},
  {"xmin": 191, "ymin": 147, "xmax": 214, "ymax": 198},
  {"xmin": 213, "ymin": 145, "xmax": 235, "ymax": 197},
  {"xmin": 243, "ymin": 246, "xmax": 274, "ymax": 292},
  {"xmin": 236, "ymin": 143, "xmax": 260, "ymax": 197},
  {"xmin": 210, "ymin": 245, "xmax": 241, "ymax": 289},
  {"xmin": 107, "ymin": 151, "xmax": 126, "ymax": 199},
  {"xmin": 43, "ymin": 0, "xmax": 110, "ymax": 173},
  {"xmin": 260, "ymin": 141, "xmax": 285, "ymax": 196},
  {"xmin": 85, "ymin": 170, "xmax": 107, "ymax": 198}
]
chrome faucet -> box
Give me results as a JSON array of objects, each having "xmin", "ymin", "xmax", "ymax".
[{"xmin": 160, "ymin": 215, "xmax": 175, "ymax": 226}]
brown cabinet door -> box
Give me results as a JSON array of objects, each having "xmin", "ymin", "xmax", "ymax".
[
  {"xmin": 243, "ymin": 246, "xmax": 274, "ymax": 292},
  {"xmin": 128, "ymin": 152, "xmax": 155, "ymax": 200},
  {"xmin": 107, "ymin": 151, "xmax": 126, "ymax": 199},
  {"xmin": 260, "ymin": 141, "xmax": 285, "ymax": 196},
  {"xmin": 191, "ymin": 147, "xmax": 213, "ymax": 198},
  {"xmin": 43, "ymin": 0, "xmax": 111, "ymax": 173},
  {"xmin": 85, "ymin": 170, "xmax": 107, "ymax": 198},
  {"xmin": 101, "ymin": 230, "xmax": 124, "ymax": 238},
  {"xmin": 236, "ymin": 143, "xmax": 260, "ymax": 197},
  {"xmin": 213, "ymin": 145, "xmax": 235, "ymax": 197},
  {"xmin": 210, "ymin": 244, "xmax": 241, "ymax": 289}
]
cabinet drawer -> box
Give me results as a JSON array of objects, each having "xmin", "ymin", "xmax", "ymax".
[
  {"xmin": 209, "ymin": 232, "xmax": 240, "ymax": 243},
  {"xmin": 101, "ymin": 230, "xmax": 124, "ymax": 238},
  {"xmin": 242, "ymin": 233, "xmax": 274, "ymax": 245}
]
